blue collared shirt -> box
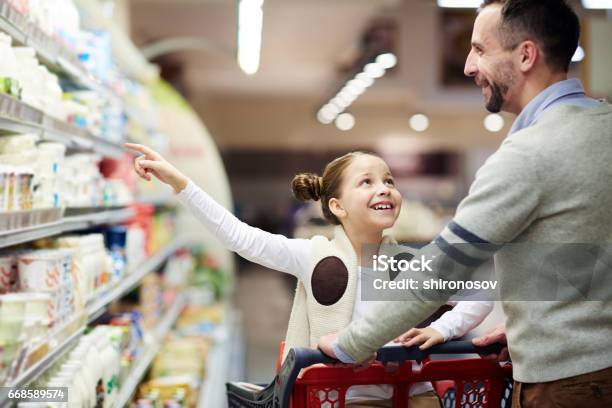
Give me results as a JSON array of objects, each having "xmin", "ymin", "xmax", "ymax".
[
  {"xmin": 509, "ymin": 78, "xmax": 601, "ymax": 134},
  {"xmin": 331, "ymin": 78, "xmax": 602, "ymax": 365}
]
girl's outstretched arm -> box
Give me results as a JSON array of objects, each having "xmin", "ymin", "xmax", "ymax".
[{"xmin": 126, "ymin": 143, "xmax": 311, "ymax": 280}]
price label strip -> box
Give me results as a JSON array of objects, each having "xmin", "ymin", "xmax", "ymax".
[{"xmin": 1, "ymin": 387, "xmax": 68, "ymax": 403}]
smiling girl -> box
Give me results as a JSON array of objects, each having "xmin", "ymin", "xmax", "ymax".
[{"xmin": 126, "ymin": 143, "xmax": 491, "ymax": 408}]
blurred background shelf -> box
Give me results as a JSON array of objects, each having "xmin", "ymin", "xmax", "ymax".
[
  {"xmin": 113, "ymin": 293, "xmax": 187, "ymax": 408},
  {"xmin": 86, "ymin": 237, "xmax": 188, "ymax": 324},
  {"xmin": 0, "ymin": 207, "xmax": 134, "ymax": 249},
  {"xmin": 0, "ymin": 93, "xmax": 124, "ymax": 158}
]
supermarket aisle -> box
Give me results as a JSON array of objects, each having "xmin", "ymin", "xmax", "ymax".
[{"xmin": 233, "ymin": 264, "xmax": 295, "ymax": 383}]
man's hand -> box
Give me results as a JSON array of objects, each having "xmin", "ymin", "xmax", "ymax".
[
  {"xmin": 318, "ymin": 333, "xmax": 339, "ymax": 359},
  {"xmin": 317, "ymin": 333, "xmax": 376, "ymax": 368},
  {"xmin": 394, "ymin": 327, "xmax": 444, "ymax": 350},
  {"xmin": 472, "ymin": 324, "xmax": 510, "ymax": 361}
]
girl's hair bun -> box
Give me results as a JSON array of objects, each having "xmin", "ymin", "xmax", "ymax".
[{"xmin": 291, "ymin": 173, "xmax": 323, "ymax": 202}]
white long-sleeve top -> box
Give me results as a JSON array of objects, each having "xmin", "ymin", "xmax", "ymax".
[{"xmin": 177, "ymin": 180, "xmax": 493, "ymax": 397}]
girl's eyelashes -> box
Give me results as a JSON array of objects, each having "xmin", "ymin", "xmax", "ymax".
[
  {"xmin": 385, "ymin": 178, "xmax": 395, "ymax": 186},
  {"xmin": 359, "ymin": 178, "xmax": 371, "ymax": 186}
]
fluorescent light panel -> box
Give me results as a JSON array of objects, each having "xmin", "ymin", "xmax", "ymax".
[
  {"xmin": 582, "ymin": 0, "xmax": 612, "ymax": 9},
  {"xmin": 238, "ymin": 0, "xmax": 264, "ymax": 75},
  {"xmin": 437, "ymin": 0, "xmax": 481, "ymax": 8}
]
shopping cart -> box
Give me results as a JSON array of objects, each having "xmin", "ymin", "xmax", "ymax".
[{"xmin": 227, "ymin": 341, "xmax": 512, "ymax": 408}]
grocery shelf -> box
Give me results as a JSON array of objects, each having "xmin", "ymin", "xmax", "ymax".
[
  {"xmin": 86, "ymin": 237, "xmax": 188, "ymax": 323},
  {"xmin": 75, "ymin": 0, "xmax": 159, "ymax": 85},
  {"xmin": 0, "ymin": 238, "xmax": 187, "ymax": 403},
  {"xmin": 0, "ymin": 0, "xmax": 111, "ymax": 97},
  {"xmin": 113, "ymin": 293, "xmax": 187, "ymax": 408},
  {"xmin": 62, "ymin": 207, "xmax": 135, "ymax": 232},
  {"xmin": 0, "ymin": 319, "xmax": 86, "ymax": 405},
  {"xmin": 0, "ymin": 207, "xmax": 135, "ymax": 249},
  {"xmin": 0, "ymin": 93, "xmax": 124, "ymax": 158}
]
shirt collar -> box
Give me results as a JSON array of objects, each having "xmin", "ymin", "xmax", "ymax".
[{"xmin": 509, "ymin": 78, "xmax": 587, "ymax": 134}]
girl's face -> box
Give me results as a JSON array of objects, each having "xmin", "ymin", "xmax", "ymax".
[{"xmin": 329, "ymin": 155, "xmax": 401, "ymax": 234}]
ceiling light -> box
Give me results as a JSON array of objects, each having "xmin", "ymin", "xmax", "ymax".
[
  {"xmin": 484, "ymin": 113, "xmax": 504, "ymax": 132},
  {"xmin": 347, "ymin": 79, "xmax": 366, "ymax": 92},
  {"xmin": 581, "ymin": 0, "xmax": 612, "ymax": 9},
  {"xmin": 572, "ymin": 45, "xmax": 585, "ymax": 62},
  {"xmin": 317, "ymin": 109, "xmax": 335, "ymax": 124},
  {"xmin": 346, "ymin": 82, "xmax": 366, "ymax": 96},
  {"xmin": 409, "ymin": 114, "xmax": 430, "ymax": 132},
  {"xmin": 364, "ymin": 62, "xmax": 385, "ymax": 79},
  {"xmin": 341, "ymin": 85, "xmax": 358, "ymax": 97},
  {"xmin": 355, "ymin": 75, "xmax": 375, "ymax": 88},
  {"xmin": 331, "ymin": 97, "xmax": 349, "ymax": 110},
  {"xmin": 335, "ymin": 113, "xmax": 355, "ymax": 131},
  {"xmin": 437, "ymin": 0, "xmax": 481, "ymax": 7},
  {"xmin": 237, "ymin": 0, "xmax": 264, "ymax": 75},
  {"xmin": 376, "ymin": 53, "xmax": 397, "ymax": 69},
  {"xmin": 322, "ymin": 103, "xmax": 340, "ymax": 115},
  {"xmin": 335, "ymin": 93, "xmax": 352, "ymax": 106}
]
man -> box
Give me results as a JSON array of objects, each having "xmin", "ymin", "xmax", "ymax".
[{"xmin": 318, "ymin": 0, "xmax": 612, "ymax": 406}]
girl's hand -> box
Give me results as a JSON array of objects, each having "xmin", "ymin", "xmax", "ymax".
[
  {"xmin": 124, "ymin": 143, "xmax": 189, "ymax": 194},
  {"xmin": 393, "ymin": 327, "xmax": 444, "ymax": 350}
]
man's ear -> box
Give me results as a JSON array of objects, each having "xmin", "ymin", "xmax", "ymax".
[
  {"xmin": 517, "ymin": 40, "xmax": 539, "ymax": 73},
  {"xmin": 329, "ymin": 198, "xmax": 347, "ymax": 220}
]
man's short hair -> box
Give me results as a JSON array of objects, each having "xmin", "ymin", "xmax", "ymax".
[{"xmin": 480, "ymin": 0, "xmax": 580, "ymax": 73}]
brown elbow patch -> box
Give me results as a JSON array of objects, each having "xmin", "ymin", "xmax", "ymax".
[{"xmin": 311, "ymin": 256, "xmax": 348, "ymax": 306}]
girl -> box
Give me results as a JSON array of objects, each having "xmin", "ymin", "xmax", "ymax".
[{"xmin": 126, "ymin": 143, "xmax": 492, "ymax": 408}]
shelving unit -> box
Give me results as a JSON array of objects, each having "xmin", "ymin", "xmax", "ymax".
[
  {"xmin": 86, "ymin": 237, "xmax": 187, "ymax": 323},
  {"xmin": 0, "ymin": 3, "xmax": 232, "ymax": 406},
  {"xmin": 0, "ymin": 239, "xmax": 188, "ymax": 406},
  {"xmin": 0, "ymin": 207, "xmax": 135, "ymax": 249},
  {"xmin": 0, "ymin": 92, "xmax": 124, "ymax": 158},
  {"xmin": 0, "ymin": 0, "xmax": 110, "ymax": 97},
  {"xmin": 8, "ymin": 326, "xmax": 86, "ymax": 391},
  {"xmin": 113, "ymin": 293, "xmax": 187, "ymax": 408}
]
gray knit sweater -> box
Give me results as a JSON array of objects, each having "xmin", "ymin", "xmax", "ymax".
[{"xmin": 338, "ymin": 103, "xmax": 612, "ymax": 383}]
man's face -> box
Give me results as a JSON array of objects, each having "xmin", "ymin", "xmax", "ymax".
[{"xmin": 464, "ymin": 5, "xmax": 519, "ymax": 114}]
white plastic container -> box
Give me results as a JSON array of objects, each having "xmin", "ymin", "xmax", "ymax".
[
  {"xmin": 0, "ymin": 134, "xmax": 39, "ymax": 154},
  {"xmin": 0, "ymin": 294, "xmax": 26, "ymax": 345}
]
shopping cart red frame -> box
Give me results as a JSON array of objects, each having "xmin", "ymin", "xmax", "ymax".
[{"xmin": 227, "ymin": 341, "xmax": 513, "ymax": 408}]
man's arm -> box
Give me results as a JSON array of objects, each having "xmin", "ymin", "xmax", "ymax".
[{"xmin": 327, "ymin": 140, "xmax": 543, "ymax": 362}]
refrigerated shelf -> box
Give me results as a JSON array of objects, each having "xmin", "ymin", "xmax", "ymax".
[
  {"xmin": 0, "ymin": 93, "xmax": 124, "ymax": 158},
  {"xmin": 0, "ymin": 239, "xmax": 188, "ymax": 405},
  {"xmin": 0, "ymin": 0, "xmax": 111, "ymax": 97},
  {"xmin": 113, "ymin": 293, "xmax": 187, "ymax": 408},
  {"xmin": 86, "ymin": 237, "xmax": 188, "ymax": 323},
  {"xmin": 0, "ymin": 207, "xmax": 135, "ymax": 249}
]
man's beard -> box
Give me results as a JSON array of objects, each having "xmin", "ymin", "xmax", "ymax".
[
  {"xmin": 479, "ymin": 61, "xmax": 515, "ymax": 113},
  {"xmin": 486, "ymin": 80, "xmax": 508, "ymax": 113}
]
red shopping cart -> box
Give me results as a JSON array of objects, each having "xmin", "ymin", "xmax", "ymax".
[{"xmin": 226, "ymin": 341, "xmax": 512, "ymax": 408}]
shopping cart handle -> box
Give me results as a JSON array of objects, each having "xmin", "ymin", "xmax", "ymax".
[{"xmin": 376, "ymin": 340, "xmax": 506, "ymax": 363}]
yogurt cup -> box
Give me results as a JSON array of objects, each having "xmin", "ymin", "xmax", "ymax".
[
  {"xmin": 0, "ymin": 254, "xmax": 17, "ymax": 293},
  {"xmin": 18, "ymin": 250, "xmax": 63, "ymax": 292},
  {"xmin": 0, "ymin": 294, "xmax": 26, "ymax": 345}
]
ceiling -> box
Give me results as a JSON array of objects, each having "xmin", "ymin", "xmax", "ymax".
[{"xmin": 130, "ymin": 0, "xmax": 404, "ymax": 97}]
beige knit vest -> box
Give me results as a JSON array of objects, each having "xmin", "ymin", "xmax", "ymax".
[{"xmin": 282, "ymin": 225, "xmax": 394, "ymax": 362}]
